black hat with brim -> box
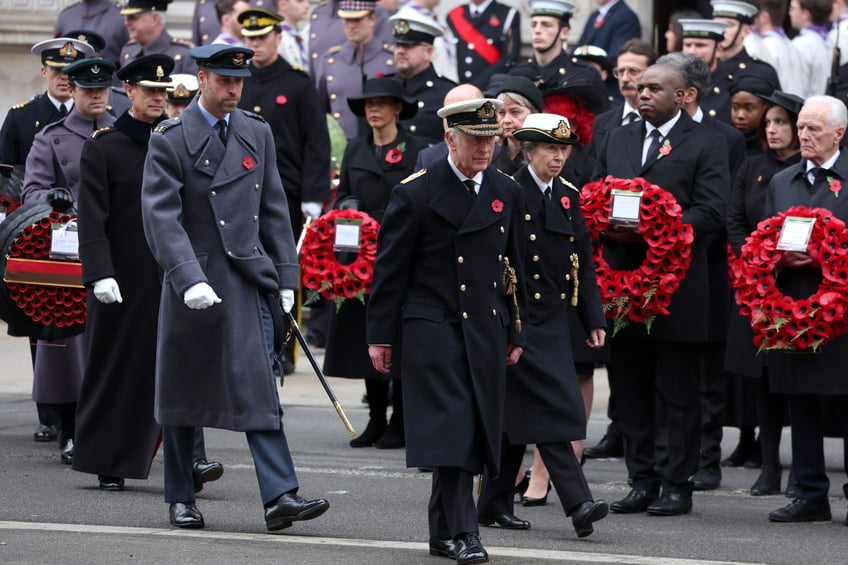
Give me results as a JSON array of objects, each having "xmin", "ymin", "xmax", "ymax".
[
  {"xmin": 116, "ymin": 54, "xmax": 175, "ymax": 87},
  {"xmin": 543, "ymin": 63, "xmax": 610, "ymax": 115},
  {"xmin": 347, "ymin": 77, "xmax": 419, "ymax": 120},
  {"xmin": 63, "ymin": 58, "xmax": 117, "ymax": 88},
  {"xmin": 437, "ymin": 98, "xmax": 504, "ymax": 137},
  {"xmin": 496, "ymin": 75, "xmax": 544, "ymax": 114},
  {"xmin": 758, "ymin": 90, "xmax": 805, "ymax": 118},
  {"xmin": 62, "ymin": 29, "xmax": 106, "ymax": 53},
  {"xmin": 190, "ymin": 45, "xmax": 253, "ymax": 77}
]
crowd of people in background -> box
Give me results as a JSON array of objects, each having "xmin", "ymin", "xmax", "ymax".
[{"xmin": 2, "ymin": 0, "xmax": 848, "ymax": 562}]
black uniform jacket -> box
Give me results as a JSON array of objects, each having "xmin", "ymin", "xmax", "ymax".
[
  {"xmin": 366, "ymin": 158, "xmax": 527, "ymax": 475},
  {"xmin": 389, "ymin": 65, "xmax": 456, "ymax": 146}
]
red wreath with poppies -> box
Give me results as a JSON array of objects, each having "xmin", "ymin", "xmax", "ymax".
[
  {"xmin": 730, "ymin": 205, "xmax": 848, "ymax": 352},
  {"xmin": 0, "ymin": 196, "xmax": 21, "ymax": 217},
  {"xmin": 581, "ymin": 175, "xmax": 694, "ymax": 334},
  {"xmin": 301, "ymin": 208, "xmax": 379, "ymax": 307}
]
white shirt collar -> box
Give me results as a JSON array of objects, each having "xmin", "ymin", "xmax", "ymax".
[
  {"xmin": 620, "ymin": 101, "xmax": 640, "ymax": 124},
  {"xmin": 47, "ymin": 93, "xmax": 73, "ymax": 111},
  {"xmin": 447, "ymin": 155, "xmax": 484, "ymax": 192},
  {"xmin": 470, "ymin": 0, "xmax": 494, "ymax": 17},
  {"xmin": 692, "ymin": 106, "xmax": 704, "ymax": 123},
  {"xmin": 645, "ymin": 110, "xmax": 682, "ymax": 139},
  {"xmin": 527, "ymin": 163, "xmax": 552, "ymax": 194},
  {"xmin": 598, "ymin": 0, "xmax": 620, "ymax": 18},
  {"xmin": 806, "ymin": 150, "xmax": 840, "ymax": 173}
]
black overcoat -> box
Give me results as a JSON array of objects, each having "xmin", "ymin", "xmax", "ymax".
[
  {"xmin": 73, "ymin": 112, "xmax": 163, "ymax": 479},
  {"xmin": 504, "ymin": 167, "xmax": 605, "ymax": 444},
  {"xmin": 322, "ymin": 128, "xmax": 426, "ymax": 379},
  {"xmin": 366, "ymin": 158, "xmax": 527, "ymax": 475},
  {"xmin": 592, "ymin": 111, "xmax": 730, "ymax": 342}
]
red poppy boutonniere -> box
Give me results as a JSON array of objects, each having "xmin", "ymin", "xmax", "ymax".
[
  {"xmin": 489, "ymin": 16, "xmax": 500, "ymax": 27},
  {"xmin": 491, "ymin": 199, "xmax": 504, "ymax": 213},
  {"xmin": 243, "ymin": 157, "xmax": 255, "ymax": 170},
  {"xmin": 561, "ymin": 196, "xmax": 571, "ymax": 209},
  {"xmin": 276, "ymin": 95, "xmax": 288, "ymax": 105},
  {"xmin": 828, "ymin": 175, "xmax": 841, "ymax": 198},
  {"xmin": 594, "ymin": 16, "xmax": 605, "ymax": 29},
  {"xmin": 757, "ymin": 175, "xmax": 763, "ymax": 183},
  {"xmin": 385, "ymin": 142, "xmax": 406, "ymax": 164},
  {"xmin": 657, "ymin": 139, "xmax": 672, "ymax": 158}
]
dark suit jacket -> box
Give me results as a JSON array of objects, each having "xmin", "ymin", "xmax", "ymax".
[
  {"xmin": 592, "ymin": 111, "xmax": 730, "ymax": 342},
  {"xmin": 366, "ymin": 157, "xmax": 527, "ymax": 475},
  {"xmin": 577, "ymin": 1, "xmax": 642, "ymax": 58},
  {"xmin": 587, "ymin": 102, "xmax": 624, "ymax": 160}
]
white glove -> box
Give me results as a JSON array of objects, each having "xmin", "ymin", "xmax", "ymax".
[
  {"xmin": 300, "ymin": 201, "xmax": 323, "ymax": 220},
  {"xmin": 280, "ymin": 289, "xmax": 295, "ymax": 313},
  {"xmin": 92, "ymin": 277, "xmax": 123, "ymax": 304},
  {"xmin": 184, "ymin": 282, "xmax": 221, "ymax": 309}
]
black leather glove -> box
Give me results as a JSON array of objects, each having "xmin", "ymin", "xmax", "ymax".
[
  {"xmin": 336, "ymin": 196, "xmax": 360, "ymax": 211},
  {"xmin": 46, "ymin": 189, "xmax": 73, "ymax": 212}
]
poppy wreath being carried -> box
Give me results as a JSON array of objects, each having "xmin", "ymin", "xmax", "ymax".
[
  {"xmin": 301, "ymin": 208, "xmax": 380, "ymax": 308},
  {"xmin": 581, "ymin": 175, "xmax": 695, "ymax": 334},
  {"xmin": 0, "ymin": 196, "xmax": 22, "ymax": 218},
  {"xmin": 730, "ymin": 205, "xmax": 848, "ymax": 352}
]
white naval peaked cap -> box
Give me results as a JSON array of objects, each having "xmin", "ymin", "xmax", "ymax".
[
  {"xmin": 390, "ymin": 6, "xmax": 443, "ymax": 44},
  {"xmin": 679, "ymin": 18, "xmax": 729, "ymax": 41}
]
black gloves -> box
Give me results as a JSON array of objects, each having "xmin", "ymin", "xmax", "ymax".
[{"xmin": 46, "ymin": 189, "xmax": 73, "ymax": 212}]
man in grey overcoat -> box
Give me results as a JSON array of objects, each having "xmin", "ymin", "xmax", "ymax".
[{"xmin": 141, "ymin": 43, "xmax": 329, "ymax": 530}]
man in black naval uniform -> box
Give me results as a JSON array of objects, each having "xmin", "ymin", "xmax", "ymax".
[
  {"xmin": 0, "ymin": 37, "xmax": 93, "ymax": 202},
  {"xmin": 447, "ymin": 0, "xmax": 521, "ymax": 88},
  {"xmin": 387, "ymin": 5, "xmax": 456, "ymax": 145}
]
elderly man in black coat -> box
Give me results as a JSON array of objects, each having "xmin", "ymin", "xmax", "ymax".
[
  {"xmin": 592, "ymin": 62, "xmax": 730, "ymax": 516},
  {"xmin": 367, "ymin": 98, "xmax": 527, "ymax": 565},
  {"xmin": 763, "ymin": 95, "xmax": 848, "ymax": 523}
]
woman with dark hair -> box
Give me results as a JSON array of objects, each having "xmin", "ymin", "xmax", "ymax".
[
  {"xmin": 726, "ymin": 90, "xmax": 803, "ymax": 494},
  {"xmin": 322, "ymin": 77, "xmax": 427, "ymax": 449},
  {"xmin": 730, "ymin": 73, "xmax": 781, "ymax": 157}
]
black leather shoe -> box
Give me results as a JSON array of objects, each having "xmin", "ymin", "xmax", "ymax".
[
  {"xmin": 691, "ymin": 467, "xmax": 721, "ymax": 491},
  {"xmin": 264, "ymin": 491, "xmax": 330, "ymax": 531},
  {"xmin": 583, "ymin": 433, "xmax": 623, "ymax": 459},
  {"xmin": 570, "ymin": 500, "xmax": 609, "ymax": 538},
  {"xmin": 34, "ymin": 424, "xmax": 57, "ymax": 442},
  {"xmin": 610, "ymin": 486, "xmax": 659, "ymax": 514},
  {"xmin": 479, "ymin": 513, "xmax": 531, "ymax": 530},
  {"xmin": 428, "ymin": 538, "xmax": 457, "ymax": 559},
  {"xmin": 455, "ymin": 533, "xmax": 488, "ymax": 565},
  {"xmin": 193, "ymin": 459, "xmax": 224, "ymax": 493},
  {"xmin": 646, "ymin": 491, "xmax": 692, "ymax": 516},
  {"xmin": 169, "ymin": 502, "xmax": 204, "ymax": 528},
  {"xmin": 349, "ymin": 418, "xmax": 387, "ymax": 448},
  {"xmin": 768, "ymin": 498, "xmax": 831, "ymax": 522},
  {"xmin": 521, "ymin": 481, "xmax": 551, "ymax": 506},
  {"xmin": 751, "ymin": 465, "xmax": 782, "ymax": 496},
  {"xmin": 60, "ymin": 439, "xmax": 74, "ymax": 465},
  {"xmin": 98, "ymin": 475, "xmax": 125, "ymax": 491}
]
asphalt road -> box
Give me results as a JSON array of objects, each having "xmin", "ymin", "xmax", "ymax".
[{"xmin": 1, "ymin": 325, "xmax": 847, "ymax": 564}]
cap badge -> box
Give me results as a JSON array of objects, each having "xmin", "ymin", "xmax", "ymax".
[
  {"xmin": 60, "ymin": 42, "xmax": 78, "ymax": 58},
  {"xmin": 77, "ymin": 34, "xmax": 88, "ymax": 42},
  {"xmin": 554, "ymin": 119, "xmax": 571, "ymax": 139},
  {"xmin": 91, "ymin": 64, "xmax": 101, "ymax": 74},
  {"xmin": 249, "ymin": 15, "xmax": 259, "ymax": 26},
  {"xmin": 476, "ymin": 102, "xmax": 495, "ymax": 119},
  {"xmin": 156, "ymin": 65, "xmax": 164, "ymax": 78},
  {"xmin": 174, "ymin": 83, "xmax": 190, "ymax": 98},
  {"xmin": 394, "ymin": 20, "xmax": 410, "ymax": 35},
  {"xmin": 233, "ymin": 53, "xmax": 245, "ymax": 65}
]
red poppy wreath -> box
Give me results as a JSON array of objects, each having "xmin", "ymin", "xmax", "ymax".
[
  {"xmin": 730, "ymin": 205, "xmax": 848, "ymax": 352},
  {"xmin": 300, "ymin": 208, "xmax": 379, "ymax": 308},
  {"xmin": 581, "ymin": 175, "xmax": 694, "ymax": 334}
]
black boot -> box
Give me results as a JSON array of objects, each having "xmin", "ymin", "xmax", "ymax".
[
  {"xmin": 376, "ymin": 411, "xmax": 405, "ymax": 449},
  {"xmin": 349, "ymin": 418, "xmax": 387, "ymax": 448},
  {"xmin": 721, "ymin": 427, "xmax": 756, "ymax": 467},
  {"xmin": 751, "ymin": 464, "xmax": 782, "ymax": 496}
]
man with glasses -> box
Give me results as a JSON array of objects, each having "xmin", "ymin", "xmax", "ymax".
[{"xmin": 387, "ymin": 5, "xmax": 456, "ymax": 145}]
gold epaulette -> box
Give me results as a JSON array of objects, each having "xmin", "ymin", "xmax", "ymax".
[
  {"xmin": 291, "ymin": 65, "xmax": 307, "ymax": 74},
  {"xmin": 327, "ymin": 45, "xmax": 342, "ymax": 54},
  {"xmin": 91, "ymin": 126, "xmax": 113, "ymax": 138},
  {"xmin": 495, "ymin": 168, "xmax": 517, "ymax": 183},
  {"xmin": 11, "ymin": 97, "xmax": 36, "ymax": 110},
  {"xmin": 400, "ymin": 169, "xmax": 427, "ymax": 184},
  {"xmin": 559, "ymin": 177, "xmax": 579, "ymax": 193},
  {"xmin": 173, "ymin": 38, "xmax": 195, "ymax": 48}
]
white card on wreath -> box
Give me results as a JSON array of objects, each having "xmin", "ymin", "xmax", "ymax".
[
  {"xmin": 610, "ymin": 189, "xmax": 642, "ymax": 224},
  {"xmin": 50, "ymin": 221, "xmax": 79, "ymax": 260},
  {"xmin": 776, "ymin": 216, "xmax": 815, "ymax": 252},
  {"xmin": 334, "ymin": 220, "xmax": 361, "ymax": 251}
]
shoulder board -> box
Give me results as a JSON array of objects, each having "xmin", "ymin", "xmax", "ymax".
[
  {"xmin": 11, "ymin": 96, "xmax": 37, "ymax": 110},
  {"xmin": 291, "ymin": 65, "xmax": 307, "ymax": 74},
  {"xmin": 559, "ymin": 177, "xmax": 579, "ymax": 193},
  {"xmin": 495, "ymin": 168, "xmax": 517, "ymax": 183},
  {"xmin": 153, "ymin": 117, "xmax": 181, "ymax": 134},
  {"xmin": 327, "ymin": 45, "xmax": 342, "ymax": 54},
  {"xmin": 91, "ymin": 126, "xmax": 114, "ymax": 139},
  {"xmin": 401, "ymin": 169, "xmax": 427, "ymax": 184},
  {"xmin": 173, "ymin": 38, "xmax": 195, "ymax": 48},
  {"xmin": 243, "ymin": 110, "xmax": 266, "ymax": 123}
]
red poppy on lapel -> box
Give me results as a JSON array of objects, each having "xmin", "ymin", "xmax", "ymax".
[
  {"xmin": 561, "ymin": 196, "xmax": 571, "ymax": 210},
  {"xmin": 757, "ymin": 175, "xmax": 763, "ymax": 182},
  {"xmin": 489, "ymin": 16, "xmax": 500, "ymax": 27},
  {"xmin": 594, "ymin": 17, "xmax": 604, "ymax": 28},
  {"xmin": 386, "ymin": 143, "xmax": 406, "ymax": 164},
  {"xmin": 243, "ymin": 157, "xmax": 255, "ymax": 170},
  {"xmin": 658, "ymin": 140, "xmax": 672, "ymax": 156},
  {"xmin": 491, "ymin": 199, "xmax": 504, "ymax": 213},
  {"xmin": 829, "ymin": 178, "xmax": 842, "ymax": 198},
  {"xmin": 276, "ymin": 95, "xmax": 288, "ymax": 105}
]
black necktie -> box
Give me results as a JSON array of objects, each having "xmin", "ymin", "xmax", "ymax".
[
  {"xmin": 644, "ymin": 129, "xmax": 661, "ymax": 165},
  {"xmin": 216, "ymin": 119, "xmax": 227, "ymax": 146},
  {"xmin": 463, "ymin": 179, "xmax": 477, "ymax": 199},
  {"xmin": 808, "ymin": 166, "xmax": 821, "ymax": 185},
  {"xmin": 58, "ymin": 103, "xmax": 67, "ymax": 117},
  {"xmin": 544, "ymin": 187, "xmax": 551, "ymax": 200},
  {"xmin": 626, "ymin": 111, "xmax": 639, "ymax": 124}
]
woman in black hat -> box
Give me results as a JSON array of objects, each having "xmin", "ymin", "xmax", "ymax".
[
  {"xmin": 726, "ymin": 90, "xmax": 803, "ymax": 494},
  {"xmin": 322, "ymin": 77, "xmax": 427, "ymax": 449},
  {"xmin": 492, "ymin": 75, "xmax": 544, "ymax": 174},
  {"xmin": 730, "ymin": 74, "xmax": 781, "ymax": 158}
]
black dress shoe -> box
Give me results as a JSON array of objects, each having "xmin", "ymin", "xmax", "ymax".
[
  {"xmin": 169, "ymin": 502, "xmax": 205, "ymax": 528},
  {"xmin": 570, "ymin": 500, "xmax": 609, "ymax": 538},
  {"xmin": 428, "ymin": 538, "xmax": 457, "ymax": 559},
  {"xmin": 349, "ymin": 418, "xmax": 387, "ymax": 448},
  {"xmin": 264, "ymin": 491, "xmax": 330, "ymax": 531},
  {"xmin": 375, "ymin": 419, "xmax": 405, "ymax": 449},
  {"xmin": 34, "ymin": 424, "xmax": 57, "ymax": 442},
  {"xmin": 646, "ymin": 491, "xmax": 692, "ymax": 516},
  {"xmin": 98, "ymin": 475, "xmax": 125, "ymax": 491},
  {"xmin": 691, "ymin": 467, "xmax": 721, "ymax": 491},
  {"xmin": 583, "ymin": 433, "xmax": 624, "ymax": 459},
  {"xmin": 455, "ymin": 532, "xmax": 488, "ymax": 565},
  {"xmin": 521, "ymin": 481, "xmax": 551, "ymax": 506},
  {"xmin": 479, "ymin": 513, "xmax": 531, "ymax": 530},
  {"xmin": 768, "ymin": 498, "xmax": 831, "ymax": 522},
  {"xmin": 751, "ymin": 465, "xmax": 782, "ymax": 496},
  {"xmin": 610, "ymin": 486, "xmax": 659, "ymax": 514},
  {"xmin": 513, "ymin": 470, "xmax": 530, "ymax": 498},
  {"xmin": 193, "ymin": 459, "xmax": 224, "ymax": 493},
  {"xmin": 60, "ymin": 439, "xmax": 74, "ymax": 465}
]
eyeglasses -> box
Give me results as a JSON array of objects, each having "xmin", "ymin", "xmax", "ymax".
[{"xmin": 613, "ymin": 67, "xmax": 645, "ymax": 79}]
